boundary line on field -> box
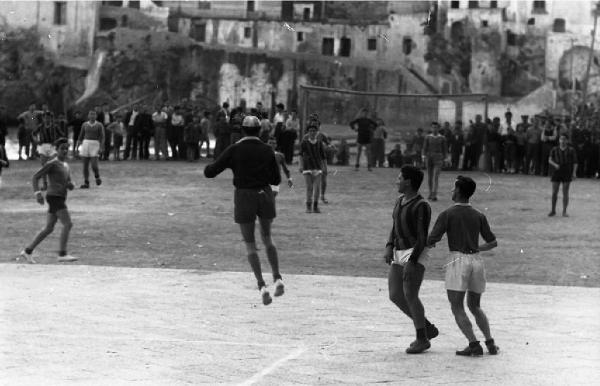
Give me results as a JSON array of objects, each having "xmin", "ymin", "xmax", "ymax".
[{"xmin": 237, "ymin": 346, "xmax": 308, "ymax": 386}]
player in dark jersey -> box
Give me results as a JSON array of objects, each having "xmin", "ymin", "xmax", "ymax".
[
  {"xmin": 267, "ymin": 137, "xmax": 293, "ymax": 197},
  {"xmin": 427, "ymin": 176, "xmax": 499, "ymax": 356},
  {"xmin": 384, "ymin": 165, "xmax": 439, "ymax": 354},
  {"xmin": 204, "ymin": 115, "xmax": 284, "ymax": 305},
  {"xmin": 548, "ymin": 134, "xmax": 578, "ymax": 217},
  {"xmin": 19, "ymin": 138, "xmax": 78, "ymax": 263}
]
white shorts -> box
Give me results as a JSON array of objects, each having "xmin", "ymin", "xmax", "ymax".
[
  {"xmin": 270, "ymin": 185, "xmax": 280, "ymax": 193},
  {"xmin": 80, "ymin": 140, "xmax": 100, "ymax": 158},
  {"xmin": 445, "ymin": 252, "xmax": 486, "ymax": 293},
  {"xmin": 302, "ymin": 170, "xmax": 322, "ymax": 176},
  {"xmin": 38, "ymin": 143, "xmax": 56, "ymax": 158},
  {"xmin": 393, "ymin": 247, "xmax": 430, "ymax": 268}
]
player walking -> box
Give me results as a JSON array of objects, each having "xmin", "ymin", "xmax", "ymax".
[
  {"xmin": 19, "ymin": 138, "xmax": 78, "ymax": 263},
  {"xmin": 427, "ymin": 176, "xmax": 499, "ymax": 356}
]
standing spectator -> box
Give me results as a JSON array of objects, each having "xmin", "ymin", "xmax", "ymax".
[
  {"xmin": 184, "ymin": 115, "xmax": 202, "ymax": 162},
  {"xmin": 371, "ymin": 118, "xmax": 388, "ymax": 168},
  {"xmin": 300, "ymin": 122, "xmax": 327, "ymax": 213},
  {"xmin": 18, "ymin": 119, "xmax": 29, "ymax": 160},
  {"xmin": 422, "ymin": 122, "xmax": 447, "ymax": 201},
  {"xmin": 485, "ymin": 118, "xmax": 501, "ymax": 173},
  {"xmin": 107, "ymin": 112, "xmax": 125, "ymax": 161},
  {"xmin": 272, "ymin": 103, "xmax": 286, "ymax": 146},
  {"xmin": 214, "ymin": 102, "xmax": 231, "ymax": 158},
  {"xmin": 152, "ymin": 106, "xmax": 169, "ymax": 160},
  {"xmin": 462, "ymin": 124, "xmax": 475, "ymax": 171},
  {"xmin": 525, "ymin": 116, "xmax": 541, "ymax": 175},
  {"xmin": 449, "ymin": 121, "xmax": 464, "ymax": 171},
  {"xmin": 123, "ymin": 104, "xmax": 140, "ymax": 160},
  {"xmin": 76, "ymin": 110, "xmax": 104, "ymax": 189},
  {"xmin": 412, "ymin": 128, "xmax": 426, "ymax": 168},
  {"xmin": 349, "ymin": 108, "xmax": 377, "ymax": 171},
  {"xmin": 56, "ymin": 113, "xmax": 68, "ymax": 139},
  {"xmin": 469, "ymin": 114, "xmax": 487, "ymax": 171},
  {"xmin": 98, "ymin": 103, "xmax": 113, "ymax": 160},
  {"xmin": 136, "ymin": 105, "xmax": 154, "ymax": 160},
  {"xmin": 18, "ymin": 103, "xmax": 40, "ymax": 159},
  {"xmin": 229, "ymin": 108, "xmax": 244, "ymax": 144},
  {"xmin": 540, "ymin": 117, "xmax": 557, "ymax": 176},
  {"xmin": 34, "ymin": 112, "xmax": 59, "ymax": 190},
  {"xmin": 336, "ymin": 138, "xmax": 350, "ymax": 166},
  {"xmin": 548, "ymin": 134, "xmax": 578, "ymax": 217},
  {"xmin": 514, "ymin": 123, "xmax": 527, "ymax": 173},
  {"xmin": 199, "ymin": 111, "xmax": 212, "ymax": 158},
  {"xmin": 0, "ymin": 105, "xmax": 7, "ymax": 147},
  {"xmin": 387, "ymin": 144, "xmax": 403, "ymax": 168},
  {"xmin": 280, "ymin": 109, "xmax": 299, "ymax": 164},
  {"xmin": 203, "ymin": 115, "xmax": 284, "ymax": 306},
  {"xmin": 502, "ymin": 126, "xmax": 517, "ymax": 173},
  {"xmin": 169, "ymin": 106, "xmax": 185, "ymax": 160},
  {"xmin": 259, "ymin": 112, "xmax": 273, "ymax": 143},
  {"xmin": 68, "ymin": 110, "xmax": 85, "ymax": 159}
]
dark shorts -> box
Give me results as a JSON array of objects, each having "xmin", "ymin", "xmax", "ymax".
[
  {"xmin": 551, "ymin": 169, "xmax": 572, "ymax": 183},
  {"xmin": 113, "ymin": 134, "xmax": 123, "ymax": 148},
  {"xmin": 46, "ymin": 195, "xmax": 67, "ymax": 214},
  {"xmin": 234, "ymin": 187, "xmax": 276, "ymax": 224}
]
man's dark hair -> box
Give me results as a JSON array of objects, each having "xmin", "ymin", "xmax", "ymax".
[
  {"xmin": 455, "ymin": 175, "xmax": 476, "ymax": 199},
  {"xmin": 222, "ymin": 102, "xmax": 229, "ymax": 109},
  {"xmin": 276, "ymin": 103, "xmax": 284, "ymax": 110},
  {"xmin": 53, "ymin": 137, "xmax": 69, "ymax": 148},
  {"xmin": 400, "ymin": 164, "xmax": 424, "ymax": 191}
]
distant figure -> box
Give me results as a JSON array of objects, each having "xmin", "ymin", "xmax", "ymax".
[
  {"xmin": 76, "ymin": 110, "xmax": 104, "ymax": 189},
  {"xmin": 422, "ymin": 122, "xmax": 447, "ymax": 201},
  {"xmin": 387, "ymin": 144, "xmax": 403, "ymax": 168},
  {"xmin": 349, "ymin": 108, "xmax": 377, "ymax": 171},
  {"xmin": 371, "ymin": 118, "xmax": 388, "ymax": 167},
  {"xmin": 336, "ymin": 138, "xmax": 350, "ymax": 166},
  {"xmin": 548, "ymin": 134, "xmax": 578, "ymax": 217}
]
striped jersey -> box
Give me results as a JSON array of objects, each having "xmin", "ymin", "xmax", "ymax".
[
  {"xmin": 300, "ymin": 136, "xmax": 326, "ymax": 171},
  {"xmin": 550, "ymin": 146, "xmax": 577, "ymax": 173},
  {"xmin": 386, "ymin": 194, "xmax": 431, "ymax": 263},
  {"xmin": 37, "ymin": 124, "xmax": 58, "ymax": 144}
]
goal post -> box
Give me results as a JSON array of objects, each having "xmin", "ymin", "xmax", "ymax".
[{"xmin": 299, "ymin": 84, "xmax": 489, "ymax": 143}]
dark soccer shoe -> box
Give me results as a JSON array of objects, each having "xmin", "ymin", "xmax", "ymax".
[
  {"xmin": 406, "ymin": 339, "xmax": 430, "ymax": 354},
  {"xmin": 427, "ymin": 324, "xmax": 439, "ymax": 340},
  {"xmin": 260, "ymin": 287, "xmax": 272, "ymax": 306},
  {"xmin": 456, "ymin": 342, "xmax": 484, "ymax": 356},
  {"xmin": 80, "ymin": 183, "xmax": 90, "ymax": 189},
  {"xmin": 485, "ymin": 339, "xmax": 499, "ymax": 355},
  {"xmin": 95, "ymin": 177, "xmax": 102, "ymax": 186}
]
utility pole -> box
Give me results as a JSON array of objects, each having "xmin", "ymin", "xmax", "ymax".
[{"xmin": 582, "ymin": 2, "xmax": 600, "ymax": 106}]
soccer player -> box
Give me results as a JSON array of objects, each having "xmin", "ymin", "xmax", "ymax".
[
  {"xmin": 267, "ymin": 137, "xmax": 293, "ymax": 197},
  {"xmin": 422, "ymin": 122, "xmax": 447, "ymax": 201},
  {"xmin": 204, "ymin": 115, "xmax": 284, "ymax": 305},
  {"xmin": 0, "ymin": 143, "xmax": 8, "ymax": 188},
  {"xmin": 300, "ymin": 122, "xmax": 327, "ymax": 213},
  {"xmin": 548, "ymin": 134, "xmax": 578, "ymax": 217},
  {"xmin": 19, "ymin": 138, "xmax": 78, "ymax": 264},
  {"xmin": 34, "ymin": 112, "xmax": 59, "ymax": 190},
  {"xmin": 349, "ymin": 108, "xmax": 377, "ymax": 171},
  {"xmin": 383, "ymin": 165, "xmax": 438, "ymax": 354},
  {"xmin": 76, "ymin": 110, "xmax": 104, "ymax": 189},
  {"xmin": 427, "ymin": 175, "xmax": 499, "ymax": 356}
]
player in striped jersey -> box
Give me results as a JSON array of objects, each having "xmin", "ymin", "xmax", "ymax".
[
  {"xmin": 299, "ymin": 123, "xmax": 327, "ymax": 213},
  {"xmin": 548, "ymin": 134, "xmax": 578, "ymax": 217},
  {"xmin": 384, "ymin": 165, "xmax": 439, "ymax": 354}
]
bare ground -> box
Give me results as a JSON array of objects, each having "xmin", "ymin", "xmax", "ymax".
[{"xmin": 1, "ymin": 159, "xmax": 599, "ymax": 287}]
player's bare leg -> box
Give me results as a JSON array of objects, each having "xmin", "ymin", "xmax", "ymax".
[
  {"xmin": 239, "ymin": 222, "xmax": 271, "ymax": 305},
  {"xmin": 448, "ymin": 290, "xmax": 484, "ymax": 356},
  {"xmin": 258, "ymin": 217, "xmax": 284, "ymax": 297}
]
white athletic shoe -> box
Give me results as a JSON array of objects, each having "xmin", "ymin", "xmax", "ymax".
[
  {"xmin": 18, "ymin": 250, "xmax": 37, "ymax": 264},
  {"xmin": 260, "ymin": 287, "xmax": 272, "ymax": 306},
  {"xmin": 57, "ymin": 255, "xmax": 78, "ymax": 262},
  {"xmin": 274, "ymin": 279, "xmax": 285, "ymax": 297}
]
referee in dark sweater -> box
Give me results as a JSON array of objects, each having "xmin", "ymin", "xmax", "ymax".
[{"xmin": 204, "ymin": 115, "xmax": 284, "ymax": 305}]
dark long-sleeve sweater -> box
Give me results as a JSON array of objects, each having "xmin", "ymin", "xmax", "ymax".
[{"xmin": 204, "ymin": 136, "xmax": 281, "ymax": 188}]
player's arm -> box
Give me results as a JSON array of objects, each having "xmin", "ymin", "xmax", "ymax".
[
  {"xmin": 349, "ymin": 118, "xmax": 357, "ymax": 131},
  {"xmin": 384, "ymin": 201, "xmax": 399, "ymax": 264},
  {"xmin": 409, "ymin": 203, "xmax": 431, "ymax": 263},
  {"xmin": 32, "ymin": 163, "xmax": 53, "ymax": 204},
  {"xmin": 548, "ymin": 148, "xmax": 559, "ymax": 169},
  {"xmin": 204, "ymin": 146, "xmax": 232, "ymax": 178},
  {"xmin": 426, "ymin": 211, "xmax": 447, "ymax": 248},
  {"xmin": 98, "ymin": 123, "xmax": 105, "ymax": 149},
  {"xmin": 478, "ymin": 214, "xmax": 497, "ymax": 252},
  {"xmin": 269, "ymin": 152, "xmax": 282, "ymax": 186},
  {"xmin": 76, "ymin": 123, "xmax": 85, "ymax": 146}
]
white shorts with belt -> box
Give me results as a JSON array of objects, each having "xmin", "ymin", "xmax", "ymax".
[
  {"xmin": 393, "ymin": 247, "xmax": 431, "ymax": 268},
  {"xmin": 80, "ymin": 139, "xmax": 100, "ymax": 158},
  {"xmin": 445, "ymin": 252, "xmax": 486, "ymax": 293}
]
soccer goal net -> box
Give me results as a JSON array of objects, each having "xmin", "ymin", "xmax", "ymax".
[{"xmin": 299, "ymin": 84, "xmax": 489, "ymax": 143}]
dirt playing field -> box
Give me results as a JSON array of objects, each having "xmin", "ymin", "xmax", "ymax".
[{"xmin": 1, "ymin": 159, "xmax": 598, "ymax": 288}]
